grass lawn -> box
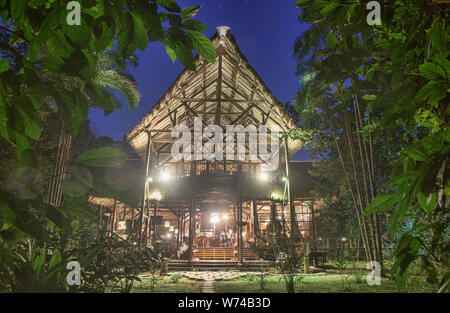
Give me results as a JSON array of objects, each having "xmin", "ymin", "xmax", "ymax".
[
  {"xmin": 215, "ymin": 273, "xmax": 435, "ymax": 293},
  {"xmin": 132, "ymin": 276, "xmax": 203, "ymax": 293}
]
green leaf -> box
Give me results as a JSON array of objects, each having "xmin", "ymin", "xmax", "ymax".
[
  {"xmin": 11, "ymin": 0, "xmax": 25, "ymax": 21},
  {"xmin": 175, "ymin": 44, "xmax": 196, "ymax": 71},
  {"xmin": 187, "ymin": 30, "xmax": 216, "ymax": 63},
  {"xmin": 419, "ymin": 63, "xmax": 445, "ymax": 80},
  {"xmin": 362, "ymin": 94, "xmax": 377, "ymax": 101},
  {"xmin": 295, "ymin": 0, "xmax": 312, "ymax": 7},
  {"xmin": 417, "ymin": 192, "xmax": 436, "ymax": 214},
  {"xmin": 131, "ymin": 12, "xmax": 149, "ymax": 51},
  {"xmin": 157, "ymin": 0, "xmax": 181, "ymax": 12},
  {"xmin": 325, "ymin": 33, "xmax": 338, "ymax": 50},
  {"xmin": 320, "ymin": 3, "xmax": 340, "ymax": 16},
  {"xmin": 181, "ymin": 6, "xmax": 201, "ymax": 19},
  {"xmin": 366, "ymin": 194, "xmax": 401, "ymax": 214},
  {"xmin": 431, "ymin": 20, "xmax": 447, "ymax": 51},
  {"xmin": 165, "ymin": 46, "xmax": 177, "ymax": 62},
  {"xmin": 32, "ymin": 248, "xmax": 46, "ymax": 275},
  {"xmin": 403, "ymin": 146, "xmax": 429, "ymax": 162},
  {"xmin": 46, "ymin": 31, "xmax": 74, "ymax": 59},
  {"xmin": 435, "ymin": 54, "xmax": 450, "ymax": 76},
  {"xmin": 0, "ymin": 59, "xmax": 9, "ymax": 73},
  {"xmin": 49, "ymin": 249, "xmax": 62, "ymax": 270},
  {"xmin": 182, "ymin": 20, "xmax": 206, "ymax": 31},
  {"xmin": 75, "ymin": 147, "xmax": 128, "ymax": 167},
  {"xmin": 61, "ymin": 166, "xmax": 93, "ymax": 197}
]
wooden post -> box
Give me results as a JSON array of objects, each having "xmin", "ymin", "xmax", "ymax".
[
  {"xmin": 270, "ymin": 200, "xmax": 277, "ymax": 234},
  {"xmin": 310, "ymin": 200, "xmax": 317, "ymax": 250},
  {"xmin": 284, "ymin": 137, "xmax": 297, "ymax": 240},
  {"xmin": 304, "ymin": 242, "xmax": 310, "ymax": 274},
  {"xmin": 99, "ymin": 205, "xmax": 103, "ymax": 232},
  {"xmin": 139, "ymin": 131, "xmax": 152, "ymax": 250},
  {"xmin": 237, "ymin": 193, "xmax": 243, "ymax": 263},
  {"xmin": 251, "ymin": 200, "xmax": 259, "ymax": 238},
  {"xmin": 188, "ymin": 196, "xmax": 195, "ymax": 263},
  {"xmin": 111, "ymin": 200, "xmax": 117, "ymax": 233},
  {"xmin": 152, "ymin": 202, "xmax": 157, "ymax": 244}
]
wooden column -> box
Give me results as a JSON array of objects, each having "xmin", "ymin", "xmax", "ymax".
[
  {"xmin": 111, "ymin": 200, "xmax": 117, "ymax": 233},
  {"xmin": 177, "ymin": 207, "xmax": 181, "ymax": 248},
  {"xmin": 139, "ymin": 131, "xmax": 152, "ymax": 250},
  {"xmin": 310, "ymin": 200, "xmax": 317, "ymax": 250},
  {"xmin": 99, "ymin": 205, "xmax": 103, "ymax": 232},
  {"xmin": 237, "ymin": 194, "xmax": 243, "ymax": 263},
  {"xmin": 188, "ymin": 196, "xmax": 195, "ymax": 263},
  {"xmin": 270, "ymin": 200, "xmax": 277, "ymax": 234},
  {"xmin": 251, "ymin": 200, "xmax": 259, "ymax": 238},
  {"xmin": 284, "ymin": 137, "xmax": 298, "ymax": 240},
  {"xmin": 152, "ymin": 202, "xmax": 157, "ymax": 244}
]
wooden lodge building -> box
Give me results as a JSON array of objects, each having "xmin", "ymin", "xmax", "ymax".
[{"xmin": 91, "ymin": 26, "xmax": 325, "ymax": 271}]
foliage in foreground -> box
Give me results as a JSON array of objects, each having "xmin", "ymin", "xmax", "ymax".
[
  {"xmin": 0, "ymin": 0, "xmax": 215, "ymax": 292},
  {"xmin": 294, "ymin": 0, "xmax": 449, "ymax": 291}
]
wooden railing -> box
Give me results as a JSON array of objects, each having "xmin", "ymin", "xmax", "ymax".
[{"xmin": 153, "ymin": 160, "xmax": 271, "ymax": 179}]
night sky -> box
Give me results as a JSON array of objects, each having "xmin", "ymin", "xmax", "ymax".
[{"xmin": 88, "ymin": 0, "xmax": 311, "ymax": 160}]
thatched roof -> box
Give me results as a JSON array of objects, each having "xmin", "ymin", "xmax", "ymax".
[{"xmin": 127, "ymin": 27, "xmax": 302, "ymax": 166}]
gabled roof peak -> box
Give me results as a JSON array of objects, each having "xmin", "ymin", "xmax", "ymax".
[{"xmin": 216, "ymin": 26, "xmax": 231, "ymax": 37}]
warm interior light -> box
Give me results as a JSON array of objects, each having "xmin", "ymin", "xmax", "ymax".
[
  {"xmin": 164, "ymin": 221, "xmax": 170, "ymax": 228},
  {"xmin": 259, "ymin": 172, "xmax": 269, "ymax": 182},
  {"xmin": 271, "ymin": 191, "xmax": 282, "ymax": 200},
  {"xmin": 149, "ymin": 191, "xmax": 162, "ymax": 201},
  {"xmin": 166, "ymin": 233, "xmax": 172, "ymax": 238},
  {"xmin": 160, "ymin": 171, "xmax": 171, "ymax": 182},
  {"xmin": 210, "ymin": 215, "xmax": 220, "ymax": 224},
  {"xmin": 222, "ymin": 214, "xmax": 228, "ymax": 220},
  {"xmin": 147, "ymin": 177, "xmax": 153, "ymax": 183}
]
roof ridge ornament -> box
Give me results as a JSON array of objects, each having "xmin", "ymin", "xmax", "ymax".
[{"xmin": 216, "ymin": 26, "xmax": 230, "ymax": 46}]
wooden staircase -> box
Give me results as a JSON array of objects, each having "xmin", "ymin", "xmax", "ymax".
[
  {"xmin": 193, "ymin": 247, "xmax": 234, "ymax": 260},
  {"xmin": 166, "ymin": 259, "xmax": 271, "ymax": 272},
  {"xmin": 242, "ymin": 248, "xmax": 259, "ymax": 260},
  {"xmin": 166, "ymin": 247, "xmax": 268, "ymax": 272}
]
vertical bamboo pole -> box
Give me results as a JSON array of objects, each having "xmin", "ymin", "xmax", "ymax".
[
  {"xmin": 188, "ymin": 196, "xmax": 195, "ymax": 263},
  {"xmin": 139, "ymin": 131, "xmax": 152, "ymax": 250},
  {"xmin": 284, "ymin": 137, "xmax": 298, "ymax": 240},
  {"xmin": 237, "ymin": 193, "xmax": 243, "ymax": 263}
]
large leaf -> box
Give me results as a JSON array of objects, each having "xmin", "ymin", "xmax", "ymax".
[
  {"xmin": 187, "ymin": 30, "xmax": 216, "ymax": 63},
  {"xmin": 366, "ymin": 193, "xmax": 401, "ymax": 214},
  {"xmin": 181, "ymin": 6, "xmax": 201, "ymax": 20},
  {"xmin": 419, "ymin": 63, "xmax": 445, "ymax": 81},
  {"xmin": 130, "ymin": 12, "xmax": 149, "ymax": 51},
  {"xmin": 182, "ymin": 20, "xmax": 206, "ymax": 31},
  {"xmin": 431, "ymin": 20, "xmax": 447, "ymax": 51},
  {"xmin": 11, "ymin": 0, "xmax": 25, "ymax": 21},
  {"xmin": 75, "ymin": 147, "xmax": 128, "ymax": 167},
  {"xmin": 403, "ymin": 146, "xmax": 429, "ymax": 162},
  {"xmin": 157, "ymin": 0, "xmax": 181, "ymax": 12},
  {"xmin": 320, "ymin": 3, "xmax": 340, "ymax": 16},
  {"xmin": 417, "ymin": 192, "xmax": 437, "ymax": 214},
  {"xmin": 0, "ymin": 60, "xmax": 9, "ymax": 73},
  {"xmin": 325, "ymin": 33, "xmax": 338, "ymax": 50},
  {"xmin": 175, "ymin": 44, "xmax": 196, "ymax": 71}
]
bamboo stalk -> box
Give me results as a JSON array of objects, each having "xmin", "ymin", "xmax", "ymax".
[{"xmin": 343, "ymin": 111, "xmax": 373, "ymax": 261}]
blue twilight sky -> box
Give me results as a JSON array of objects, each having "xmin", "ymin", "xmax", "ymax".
[{"xmin": 88, "ymin": 0, "xmax": 311, "ymax": 160}]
